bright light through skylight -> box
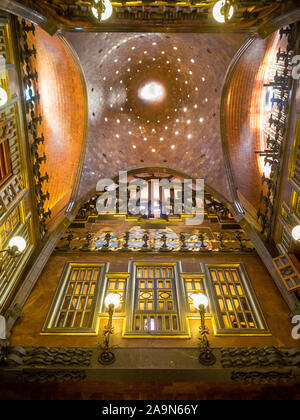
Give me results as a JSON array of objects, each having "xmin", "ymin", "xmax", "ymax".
[{"xmin": 138, "ymin": 81, "xmax": 166, "ymax": 103}]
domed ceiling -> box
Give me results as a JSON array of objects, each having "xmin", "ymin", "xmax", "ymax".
[
  {"xmin": 64, "ymin": 32, "xmax": 248, "ymax": 203},
  {"xmin": 28, "ymin": 27, "xmax": 86, "ymax": 220}
]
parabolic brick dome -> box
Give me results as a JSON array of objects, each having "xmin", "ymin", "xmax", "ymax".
[{"xmin": 64, "ymin": 32, "xmax": 247, "ymax": 202}]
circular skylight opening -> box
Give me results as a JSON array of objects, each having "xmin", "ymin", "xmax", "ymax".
[{"xmin": 138, "ymin": 81, "xmax": 166, "ymax": 103}]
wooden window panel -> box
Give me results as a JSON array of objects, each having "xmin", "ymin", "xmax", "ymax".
[
  {"xmin": 42, "ymin": 263, "xmax": 107, "ymax": 335},
  {"xmin": 126, "ymin": 263, "xmax": 188, "ymax": 336},
  {"xmin": 205, "ymin": 264, "xmax": 269, "ymax": 335},
  {"xmin": 0, "ymin": 139, "xmax": 12, "ymax": 186}
]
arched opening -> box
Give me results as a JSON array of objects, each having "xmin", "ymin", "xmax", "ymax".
[{"xmin": 57, "ymin": 168, "xmax": 254, "ymax": 254}]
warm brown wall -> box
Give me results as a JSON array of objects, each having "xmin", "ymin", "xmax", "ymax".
[
  {"xmin": 64, "ymin": 32, "xmax": 249, "ymax": 205},
  {"xmin": 10, "ymin": 251, "xmax": 297, "ymax": 348},
  {"xmin": 224, "ymin": 34, "xmax": 276, "ymax": 214},
  {"xmin": 1, "ymin": 379, "xmax": 300, "ymax": 400},
  {"xmin": 29, "ymin": 27, "xmax": 86, "ymax": 220}
]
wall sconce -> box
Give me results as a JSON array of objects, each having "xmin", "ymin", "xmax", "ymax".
[
  {"xmin": 90, "ymin": 0, "xmax": 113, "ymax": 22},
  {"xmin": 292, "ymin": 225, "xmax": 300, "ymax": 242},
  {"xmin": 212, "ymin": 0, "xmax": 234, "ymax": 23},
  {"xmin": 192, "ymin": 293, "xmax": 216, "ymax": 366},
  {"xmin": 0, "ymin": 236, "xmax": 27, "ymax": 269},
  {"xmin": 98, "ymin": 293, "xmax": 120, "ymax": 365}
]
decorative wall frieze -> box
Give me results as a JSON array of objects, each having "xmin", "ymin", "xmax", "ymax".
[
  {"xmin": 1, "ymin": 346, "xmax": 93, "ymax": 367},
  {"xmin": 231, "ymin": 370, "xmax": 293, "ymax": 384},
  {"xmin": 3, "ymin": 346, "xmax": 300, "ymax": 370},
  {"xmin": 22, "ymin": 369, "xmax": 86, "ymax": 383},
  {"xmin": 22, "ymin": 347, "xmax": 93, "ymax": 366},
  {"xmin": 221, "ymin": 346, "xmax": 300, "ymax": 368},
  {"xmin": 0, "ymin": 346, "xmax": 299, "ymax": 384},
  {"xmin": 0, "ymin": 341, "xmax": 25, "ymax": 365}
]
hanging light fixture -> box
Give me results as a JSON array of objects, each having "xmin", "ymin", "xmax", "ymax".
[
  {"xmin": 91, "ymin": 0, "xmax": 113, "ymax": 22},
  {"xmin": 212, "ymin": 0, "xmax": 234, "ymax": 23}
]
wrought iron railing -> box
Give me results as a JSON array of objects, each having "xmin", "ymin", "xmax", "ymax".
[
  {"xmin": 55, "ymin": 229, "xmax": 255, "ymax": 253},
  {"xmin": 16, "ymin": 19, "xmax": 51, "ymax": 237}
]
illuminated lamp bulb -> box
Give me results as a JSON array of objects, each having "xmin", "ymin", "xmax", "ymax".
[
  {"xmin": 292, "ymin": 225, "xmax": 300, "ymax": 242},
  {"xmin": 0, "ymin": 87, "xmax": 8, "ymax": 106},
  {"xmin": 8, "ymin": 236, "xmax": 26, "ymax": 252},
  {"xmin": 212, "ymin": 0, "xmax": 234, "ymax": 23},
  {"xmin": 104, "ymin": 293, "xmax": 120, "ymax": 309},
  {"xmin": 91, "ymin": 0, "xmax": 113, "ymax": 21},
  {"xmin": 191, "ymin": 293, "xmax": 209, "ymax": 310}
]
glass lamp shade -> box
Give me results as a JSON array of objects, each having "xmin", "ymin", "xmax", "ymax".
[
  {"xmin": 212, "ymin": 0, "xmax": 234, "ymax": 23},
  {"xmin": 0, "ymin": 87, "xmax": 8, "ymax": 107},
  {"xmin": 8, "ymin": 236, "xmax": 26, "ymax": 252},
  {"xmin": 104, "ymin": 293, "xmax": 120, "ymax": 309},
  {"xmin": 292, "ymin": 225, "xmax": 300, "ymax": 241},
  {"xmin": 92, "ymin": 0, "xmax": 113, "ymax": 21},
  {"xmin": 191, "ymin": 293, "xmax": 209, "ymax": 309}
]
